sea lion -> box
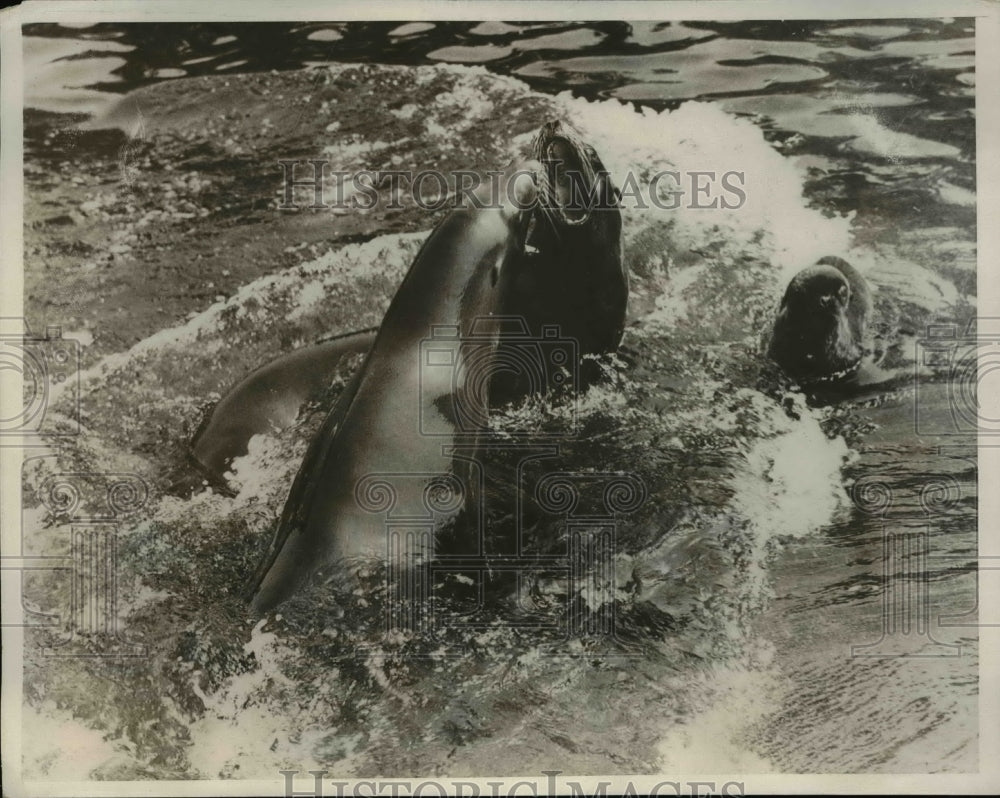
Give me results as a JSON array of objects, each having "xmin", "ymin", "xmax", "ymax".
[
  {"xmin": 492, "ymin": 121, "xmax": 626, "ymax": 401},
  {"xmin": 247, "ymin": 162, "xmax": 541, "ymax": 612},
  {"xmin": 190, "ymin": 122, "xmax": 626, "ymax": 489},
  {"xmin": 189, "ymin": 328, "xmax": 377, "ymax": 490},
  {"xmin": 767, "ymin": 255, "xmax": 872, "ymax": 386}
]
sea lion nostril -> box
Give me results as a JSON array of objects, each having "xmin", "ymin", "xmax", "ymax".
[{"xmin": 540, "ymin": 120, "xmax": 561, "ymax": 138}]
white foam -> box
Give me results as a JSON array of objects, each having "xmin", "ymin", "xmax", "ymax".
[
  {"xmin": 864, "ymin": 253, "xmax": 962, "ymax": 311},
  {"xmin": 730, "ymin": 406, "xmax": 852, "ymax": 541},
  {"xmin": 53, "ymin": 232, "xmax": 426, "ymax": 405},
  {"xmin": 558, "ymin": 95, "xmax": 854, "ymax": 279},
  {"xmin": 938, "ymin": 181, "xmax": 976, "ymax": 207},
  {"xmin": 186, "ymin": 621, "xmax": 333, "ymax": 777},
  {"xmin": 656, "ymin": 662, "xmax": 781, "ymax": 773},
  {"xmin": 842, "ymin": 115, "xmax": 961, "ymax": 160},
  {"xmin": 22, "ymin": 701, "xmax": 122, "ymax": 779},
  {"xmin": 229, "ymin": 431, "xmax": 304, "ymax": 506}
]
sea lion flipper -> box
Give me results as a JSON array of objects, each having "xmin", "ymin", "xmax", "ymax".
[{"xmin": 189, "ymin": 327, "xmax": 377, "ymax": 488}]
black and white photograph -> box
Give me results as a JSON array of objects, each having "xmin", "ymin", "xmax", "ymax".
[{"xmin": 1, "ymin": 1, "xmax": 997, "ymax": 795}]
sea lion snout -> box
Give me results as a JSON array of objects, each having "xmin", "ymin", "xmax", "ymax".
[
  {"xmin": 818, "ymin": 283, "xmax": 848, "ymax": 310},
  {"xmin": 532, "ymin": 121, "xmax": 614, "ymax": 227}
]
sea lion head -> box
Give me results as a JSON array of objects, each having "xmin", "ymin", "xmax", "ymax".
[
  {"xmin": 783, "ymin": 264, "xmax": 851, "ymax": 319},
  {"xmin": 768, "ymin": 259, "xmax": 871, "ymax": 385},
  {"xmin": 528, "ymin": 120, "xmax": 623, "ymax": 250},
  {"xmin": 495, "ymin": 122, "xmax": 626, "ymax": 375}
]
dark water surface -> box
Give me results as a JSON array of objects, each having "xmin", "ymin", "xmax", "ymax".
[
  {"xmin": 23, "ymin": 22, "xmax": 975, "ymax": 132},
  {"xmin": 24, "ymin": 19, "xmax": 976, "ymax": 236}
]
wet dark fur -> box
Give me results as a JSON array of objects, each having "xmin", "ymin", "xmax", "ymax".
[
  {"xmin": 492, "ymin": 122, "xmax": 626, "ymax": 402},
  {"xmin": 767, "ymin": 256, "xmax": 872, "ymax": 385}
]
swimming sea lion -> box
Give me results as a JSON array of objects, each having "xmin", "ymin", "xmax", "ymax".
[
  {"xmin": 248, "ymin": 162, "xmax": 541, "ymax": 612},
  {"xmin": 767, "ymin": 255, "xmax": 872, "ymax": 385},
  {"xmin": 189, "ymin": 327, "xmax": 377, "ymax": 489}
]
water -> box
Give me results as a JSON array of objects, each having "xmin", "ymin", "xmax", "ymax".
[{"xmin": 19, "ymin": 19, "xmax": 978, "ymax": 778}]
